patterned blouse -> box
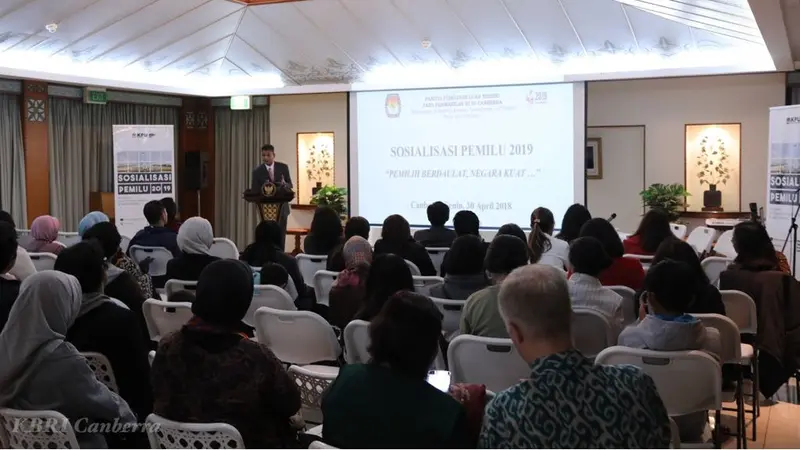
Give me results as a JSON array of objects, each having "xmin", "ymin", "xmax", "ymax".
[
  {"xmin": 479, "ymin": 350, "xmax": 671, "ymax": 449},
  {"xmin": 113, "ymin": 253, "xmax": 154, "ymax": 298}
]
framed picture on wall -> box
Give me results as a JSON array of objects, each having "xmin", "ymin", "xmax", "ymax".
[
  {"xmin": 586, "ymin": 138, "xmax": 603, "ymax": 179},
  {"xmin": 296, "ymin": 132, "xmax": 335, "ymax": 205},
  {"xmin": 684, "ymin": 123, "xmax": 741, "ymax": 212}
]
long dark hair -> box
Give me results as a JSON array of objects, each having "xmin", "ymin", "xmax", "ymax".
[
  {"xmin": 244, "ymin": 220, "xmax": 283, "ymax": 265},
  {"xmin": 381, "ymin": 215, "xmax": 412, "ymax": 244},
  {"xmin": 529, "ymin": 208, "xmax": 554, "ymax": 263},
  {"xmin": 309, "ymin": 206, "xmax": 343, "ymax": 250},
  {"xmin": 732, "ymin": 221, "xmax": 779, "ymax": 268},
  {"xmin": 632, "ymin": 209, "xmax": 674, "ymax": 254},
  {"xmin": 652, "ymin": 239, "xmax": 710, "ymax": 285},
  {"xmin": 357, "ymin": 254, "xmax": 414, "ymax": 321},
  {"xmin": 579, "ymin": 218, "xmax": 624, "ymax": 258},
  {"xmin": 555, "ymin": 204, "xmax": 591, "ymax": 244}
]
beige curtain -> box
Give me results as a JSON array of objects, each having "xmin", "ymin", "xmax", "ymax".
[
  {"xmin": 48, "ymin": 99, "xmax": 178, "ymax": 231},
  {"xmin": 214, "ymin": 107, "xmax": 269, "ymax": 248},
  {"xmin": 0, "ymin": 94, "xmax": 26, "ymax": 226}
]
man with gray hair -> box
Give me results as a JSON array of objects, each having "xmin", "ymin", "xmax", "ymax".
[{"xmin": 478, "ymin": 264, "xmax": 672, "ymax": 449}]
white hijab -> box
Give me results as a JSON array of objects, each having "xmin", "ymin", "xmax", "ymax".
[
  {"xmin": 0, "ymin": 271, "xmax": 82, "ymax": 404},
  {"xmin": 177, "ymin": 217, "xmax": 214, "ymax": 255}
]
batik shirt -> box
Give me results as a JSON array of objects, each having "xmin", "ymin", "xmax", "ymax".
[{"xmin": 479, "ymin": 349, "xmax": 671, "ymax": 449}]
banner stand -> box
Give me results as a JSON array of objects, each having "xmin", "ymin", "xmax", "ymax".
[{"xmin": 766, "ymin": 105, "xmax": 800, "ymax": 277}]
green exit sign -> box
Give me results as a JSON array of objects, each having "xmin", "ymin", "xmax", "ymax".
[
  {"xmin": 230, "ymin": 95, "xmax": 251, "ymax": 110},
  {"xmin": 84, "ymin": 87, "xmax": 108, "ymax": 105}
]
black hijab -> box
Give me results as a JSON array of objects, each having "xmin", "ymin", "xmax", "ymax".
[{"xmin": 193, "ymin": 260, "xmax": 254, "ymax": 327}]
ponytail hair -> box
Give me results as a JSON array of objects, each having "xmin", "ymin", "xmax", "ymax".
[{"xmin": 528, "ymin": 217, "xmax": 552, "ymax": 263}]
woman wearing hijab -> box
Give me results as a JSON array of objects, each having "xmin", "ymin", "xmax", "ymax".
[
  {"xmin": 83, "ymin": 221, "xmax": 156, "ymax": 299},
  {"xmin": 151, "ymin": 260, "xmax": 302, "ymax": 448},
  {"xmin": 328, "ymin": 236, "xmax": 373, "ymax": 329},
  {"xmin": 55, "ymin": 241, "xmax": 153, "ymax": 422},
  {"xmin": 241, "ymin": 220, "xmax": 306, "ymax": 295},
  {"xmin": 0, "ymin": 271, "xmax": 136, "ymax": 448},
  {"xmin": 78, "ymin": 211, "xmax": 110, "ymax": 237},
  {"xmin": 165, "ymin": 217, "xmax": 219, "ymax": 283},
  {"xmin": 23, "ymin": 215, "xmax": 64, "ymax": 254}
]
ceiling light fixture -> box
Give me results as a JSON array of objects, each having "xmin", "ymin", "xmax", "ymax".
[
  {"xmin": 421, "ymin": 39, "xmax": 432, "ymax": 49},
  {"xmin": 45, "ymin": 23, "xmax": 58, "ymax": 33}
]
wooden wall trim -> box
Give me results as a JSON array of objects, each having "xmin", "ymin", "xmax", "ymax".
[{"xmin": 21, "ymin": 80, "xmax": 49, "ymax": 227}]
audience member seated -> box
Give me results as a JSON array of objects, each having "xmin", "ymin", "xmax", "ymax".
[
  {"xmin": 460, "ymin": 235, "xmax": 529, "ymax": 338},
  {"xmin": 619, "ymin": 260, "xmax": 721, "ymax": 442},
  {"xmin": 413, "ymin": 201, "xmax": 457, "ymax": 248},
  {"xmin": 161, "ymin": 197, "xmax": 182, "ymax": 233},
  {"xmin": 327, "ymin": 216, "xmax": 370, "ymax": 272},
  {"xmin": 531, "ymin": 207, "xmax": 569, "ymax": 269},
  {"xmin": 55, "ymin": 241, "xmax": 153, "ymax": 422},
  {"xmin": 151, "ymin": 260, "xmax": 302, "ymax": 448},
  {"xmin": 374, "ymin": 214, "xmax": 436, "ymax": 276},
  {"xmin": 568, "ymin": 237, "xmax": 625, "ymax": 336},
  {"xmin": 303, "ymin": 206, "xmax": 343, "ymax": 255},
  {"xmin": 127, "ymin": 200, "xmax": 180, "ymax": 257},
  {"xmin": 77, "ymin": 211, "xmax": 109, "ymax": 237},
  {"xmin": 23, "ymin": 215, "xmax": 64, "ymax": 255},
  {"xmin": 439, "ymin": 210, "xmax": 487, "ymax": 277},
  {"xmin": 0, "ymin": 222, "xmax": 20, "ymax": 331},
  {"xmin": 578, "ymin": 218, "xmax": 645, "ymax": 290},
  {"xmin": 497, "ymin": 223, "xmax": 532, "ymax": 262},
  {"xmin": 0, "ymin": 271, "xmax": 136, "ymax": 448},
  {"xmin": 554, "ymin": 203, "xmax": 591, "ymax": 244},
  {"xmin": 83, "ymin": 221, "xmax": 155, "ymax": 299},
  {"xmin": 241, "ymin": 220, "xmax": 306, "ymax": 296},
  {"xmin": 647, "ymin": 239, "xmax": 725, "ymax": 315},
  {"xmin": 354, "ymin": 253, "xmax": 414, "ymax": 321},
  {"xmin": 165, "ymin": 217, "xmax": 219, "ymax": 283},
  {"xmin": 0, "ymin": 210, "xmax": 35, "ymax": 281},
  {"xmin": 329, "ymin": 236, "xmax": 373, "ymax": 330},
  {"xmin": 725, "ymin": 220, "xmax": 787, "ymax": 276},
  {"xmin": 480, "ymin": 264, "xmax": 671, "ymax": 448},
  {"xmin": 428, "ymin": 235, "xmax": 488, "ymax": 300},
  {"xmin": 258, "ymin": 262, "xmax": 289, "ymax": 290},
  {"xmin": 322, "ymin": 291, "xmax": 469, "ymax": 448},
  {"xmin": 623, "ymin": 209, "xmax": 675, "ymax": 256}
]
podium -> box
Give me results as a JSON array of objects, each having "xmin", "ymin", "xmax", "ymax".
[{"xmin": 242, "ymin": 182, "xmax": 296, "ymax": 222}]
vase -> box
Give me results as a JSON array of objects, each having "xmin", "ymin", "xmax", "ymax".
[
  {"xmin": 311, "ymin": 182, "xmax": 323, "ymax": 196},
  {"xmin": 702, "ymin": 184, "xmax": 723, "ymax": 212}
]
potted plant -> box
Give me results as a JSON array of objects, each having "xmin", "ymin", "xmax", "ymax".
[
  {"xmin": 639, "ymin": 183, "xmax": 690, "ymax": 222},
  {"xmin": 310, "ymin": 185, "xmax": 347, "ymax": 218},
  {"xmin": 696, "ymin": 134, "xmax": 730, "ymax": 211}
]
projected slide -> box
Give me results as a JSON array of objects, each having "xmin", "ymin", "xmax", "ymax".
[{"xmin": 349, "ymin": 83, "xmax": 584, "ymax": 229}]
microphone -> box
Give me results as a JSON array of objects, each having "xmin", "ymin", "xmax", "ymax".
[
  {"xmin": 749, "ymin": 202, "xmax": 759, "ymax": 222},
  {"xmin": 607, "ymin": 213, "xmax": 617, "ymax": 222}
]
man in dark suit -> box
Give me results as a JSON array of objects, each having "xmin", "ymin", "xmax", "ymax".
[
  {"xmin": 251, "ymin": 144, "xmax": 293, "ymax": 239},
  {"xmin": 413, "ymin": 201, "xmax": 457, "ymax": 248}
]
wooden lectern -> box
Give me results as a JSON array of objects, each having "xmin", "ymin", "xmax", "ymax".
[{"xmin": 242, "ymin": 182, "xmax": 296, "ymax": 222}]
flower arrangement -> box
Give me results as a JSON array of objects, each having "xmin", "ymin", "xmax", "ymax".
[
  {"xmin": 696, "ymin": 134, "xmax": 730, "ymax": 187},
  {"xmin": 305, "ymin": 141, "xmax": 333, "ymax": 184}
]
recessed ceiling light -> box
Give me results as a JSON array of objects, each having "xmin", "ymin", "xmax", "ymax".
[
  {"xmin": 421, "ymin": 39, "xmax": 432, "ymax": 49},
  {"xmin": 45, "ymin": 23, "xmax": 58, "ymax": 33}
]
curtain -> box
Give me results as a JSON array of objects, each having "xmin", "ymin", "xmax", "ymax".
[
  {"xmin": 215, "ymin": 107, "xmax": 269, "ymax": 248},
  {"xmin": 48, "ymin": 99, "xmax": 178, "ymax": 231},
  {"xmin": 0, "ymin": 94, "xmax": 26, "ymax": 226}
]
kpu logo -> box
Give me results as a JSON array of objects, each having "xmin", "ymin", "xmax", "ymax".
[
  {"xmin": 132, "ymin": 132, "xmax": 156, "ymax": 138},
  {"xmin": 787, "ymin": 117, "xmax": 800, "ymax": 125},
  {"xmin": 526, "ymin": 90, "xmax": 547, "ymax": 105},
  {"xmin": 385, "ymin": 93, "xmax": 401, "ymax": 118}
]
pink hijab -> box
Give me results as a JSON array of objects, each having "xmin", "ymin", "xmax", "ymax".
[{"xmin": 27, "ymin": 215, "xmax": 63, "ymax": 254}]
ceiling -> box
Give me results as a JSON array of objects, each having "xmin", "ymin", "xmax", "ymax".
[{"xmin": 0, "ymin": 0, "xmax": 789, "ymax": 96}]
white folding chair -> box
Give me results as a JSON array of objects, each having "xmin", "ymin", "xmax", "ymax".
[
  {"xmin": 713, "ymin": 230, "xmax": 736, "ymax": 257},
  {"xmin": 120, "ymin": 235, "xmax": 131, "ymax": 254},
  {"xmin": 430, "ymin": 297, "xmax": 465, "ymax": 337},
  {"xmin": 145, "ymin": 413, "xmax": 245, "ymax": 449},
  {"xmin": 595, "ymin": 346, "xmax": 723, "ymax": 448},
  {"xmin": 0, "ymin": 408, "xmax": 78, "ymax": 450},
  {"xmin": 309, "ymin": 441, "xmax": 338, "ymax": 449},
  {"xmin": 297, "ymin": 255, "xmax": 327, "ymax": 287},
  {"xmin": 244, "ymin": 285, "xmax": 297, "ymax": 327},
  {"xmin": 623, "ymin": 253, "xmax": 654, "ymax": 270},
  {"xmin": 670, "ymin": 223, "xmax": 688, "ymax": 240},
  {"xmin": 617, "ymin": 231, "xmax": 630, "ymax": 241},
  {"xmin": 165, "ymin": 279, "xmax": 197, "ymax": 299},
  {"xmin": 608, "ymin": 285, "xmax": 637, "ymax": 326},
  {"xmin": 15, "ymin": 228, "xmax": 31, "ymax": 236},
  {"xmin": 81, "ymin": 351, "xmax": 119, "ymax": 393},
  {"xmin": 669, "ymin": 417, "xmax": 681, "ymax": 449},
  {"xmin": 289, "ymin": 365, "xmax": 338, "ymax": 425},
  {"xmin": 572, "ymin": 307, "xmax": 615, "ymax": 359},
  {"xmin": 405, "ymin": 259, "xmax": 422, "ymax": 276},
  {"xmin": 28, "ymin": 252, "xmax": 57, "ymax": 272},
  {"xmin": 343, "ymin": 319, "xmax": 371, "ymax": 364},
  {"xmin": 447, "ymin": 335, "xmax": 530, "ymax": 393},
  {"xmin": 687, "ymin": 226, "xmax": 718, "ymax": 255},
  {"xmin": 57, "ymin": 232, "xmax": 81, "ymax": 247},
  {"xmin": 701, "ymin": 257, "xmax": 732, "ymax": 286},
  {"xmin": 129, "ymin": 245, "xmax": 173, "ymax": 277},
  {"xmin": 142, "ymin": 298, "xmax": 193, "ymax": 342},
  {"xmin": 425, "ymin": 247, "xmax": 449, "ymax": 275},
  {"xmin": 254, "ymin": 307, "xmax": 341, "ymax": 367},
  {"xmin": 209, "ymin": 238, "xmax": 239, "ymax": 259},
  {"xmin": 413, "ymin": 275, "xmax": 444, "ymax": 292},
  {"xmin": 312, "ymin": 270, "xmax": 338, "ymax": 307}
]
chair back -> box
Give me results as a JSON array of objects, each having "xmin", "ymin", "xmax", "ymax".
[
  {"xmin": 617, "ymin": 231, "xmax": 630, "ymax": 241},
  {"xmin": 145, "ymin": 414, "xmax": 245, "ymax": 449},
  {"xmin": 701, "ymin": 257, "xmax": 732, "ymax": 286},
  {"xmin": 447, "ymin": 335, "xmax": 530, "ymax": 393},
  {"xmin": 148, "ymin": 350, "xmax": 156, "ymax": 366},
  {"xmin": 120, "ymin": 235, "xmax": 131, "ymax": 253},
  {"xmin": 57, "ymin": 232, "xmax": 81, "ymax": 247},
  {"xmin": 405, "ymin": 259, "xmax": 422, "ymax": 276},
  {"xmin": 28, "ymin": 252, "xmax": 57, "ymax": 272},
  {"xmin": 430, "ymin": 297, "xmax": 465, "ymax": 336},
  {"xmin": 209, "ymin": 238, "xmax": 239, "ymax": 259},
  {"xmin": 254, "ymin": 307, "xmax": 341, "ymax": 365},
  {"xmin": 608, "ymin": 285, "xmax": 636, "ymax": 325},
  {"xmin": 572, "ymin": 307, "xmax": 615, "ymax": 359},
  {"xmin": 425, "ymin": 247, "xmax": 449, "ymax": 275},
  {"xmin": 693, "ymin": 313, "xmax": 741, "ymax": 364},
  {"xmin": 312, "ymin": 270, "xmax": 338, "ymax": 307},
  {"xmin": 15, "ymin": 229, "xmax": 30, "ymax": 236},
  {"xmin": 0, "ymin": 408, "xmax": 78, "ymax": 449},
  {"xmin": 244, "ymin": 285, "xmax": 296, "ymax": 326},
  {"xmin": 309, "ymin": 441, "xmax": 338, "ymax": 449},
  {"xmin": 81, "ymin": 351, "xmax": 119, "ymax": 393},
  {"xmin": 288, "ymin": 365, "xmax": 338, "ymax": 425},
  {"xmin": 687, "ymin": 226, "xmax": 718, "ymax": 255},
  {"xmin": 669, "ymin": 418, "xmax": 681, "ymax": 449},
  {"xmin": 142, "ymin": 298, "xmax": 193, "ymax": 342},
  {"xmin": 595, "ymin": 346, "xmax": 722, "ymax": 416},
  {"xmin": 165, "ymin": 279, "xmax": 197, "ymax": 298},
  {"xmin": 623, "ymin": 253, "xmax": 654, "ymax": 270},
  {"xmin": 413, "ymin": 275, "xmax": 444, "ymax": 292},
  {"xmin": 130, "ymin": 245, "xmax": 173, "ymax": 277},
  {"xmin": 713, "ymin": 230, "xmax": 736, "ymax": 257},
  {"xmin": 296, "ymin": 255, "xmax": 327, "ymax": 287},
  {"xmin": 670, "ymin": 223, "xmax": 688, "ymax": 240},
  {"xmin": 343, "ymin": 319, "xmax": 371, "ymax": 364},
  {"xmin": 720, "ymin": 290, "xmax": 758, "ymax": 334}
]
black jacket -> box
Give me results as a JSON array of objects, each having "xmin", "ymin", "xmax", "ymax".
[
  {"xmin": 303, "ymin": 234, "xmax": 342, "ymax": 257},
  {"xmin": 166, "ymin": 254, "xmax": 220, "ymax": 283},
  {"xmin": 413, "ymin": 226, "xmax": 457, "ymax": 248},
  {"xmin": 127, "ymin": 226, "xmax": 180, "ymax": 257},
  {"xmin": 105, "ymin": 272, "xmax": 149, "ymax": 341},
  {"xmin": 251, "ymin": 162, "xmax": 292, "ymax": 190},
  {"xmin": 0, "ymin": 276, "xmax": 21, "ymax": 332},
  {"xmin": 373, "ymin": 239, "xmax": 437, "ymax": 276}
]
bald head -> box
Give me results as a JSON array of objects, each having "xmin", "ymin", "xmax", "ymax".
[{"xmin": 498, "ymin": 264, "xmax": 572, "ymax": 340}]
